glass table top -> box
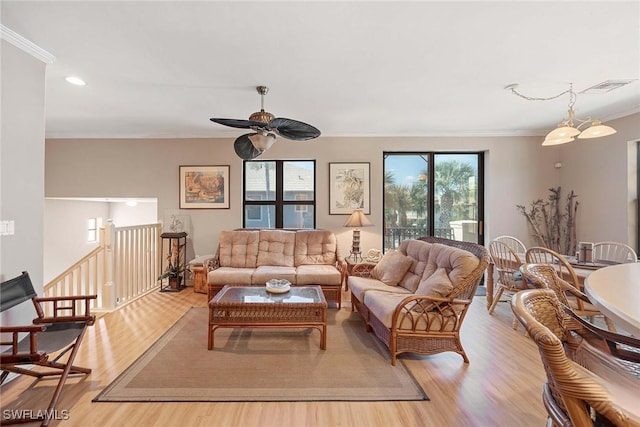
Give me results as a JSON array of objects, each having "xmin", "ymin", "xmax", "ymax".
[{"xmin": 215, "ymin": 286, "xmax": 324, "ymax": 304}]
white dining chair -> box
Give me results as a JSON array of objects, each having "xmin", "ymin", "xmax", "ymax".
[
  {"xmin": 593, "ymin": 242, "xmax": 637, "ymax": 264},
  {"xmin": 493, "ymin": 235, "xmax": 526, "ymax": 255}
]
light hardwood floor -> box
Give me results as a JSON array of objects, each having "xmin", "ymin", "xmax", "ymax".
[{"xmin": 0, "ymin": 287, "xmax": 548, "ymax": 427}]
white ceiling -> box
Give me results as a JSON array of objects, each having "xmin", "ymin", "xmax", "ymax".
[{"xmin": 2, "ymin": 1, "xmax": 639, "ymax": 139}]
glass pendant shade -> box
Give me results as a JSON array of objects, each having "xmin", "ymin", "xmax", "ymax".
[
  {"xmin": 542, "ymin": 136, "xmax": 575, "ymax": 146},
  {"xmin": 248, "ymin": 133, "xmax": 276, "ymax": 151},
  {"xmin": 545, "ymin": 125, "xmax": 580, "ymax": 140},
  {"xmin": 508, "ymin": 83, "xmax": 618, "ymax": 147},
  {"xmin": 577, "ymin": 121, "xmax": 617, "ymax": 139}
]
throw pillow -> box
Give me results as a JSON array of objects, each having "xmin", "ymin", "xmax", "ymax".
[
  {"xmin": 370, "ymin": 250, "xmax": 414, "ymax": 286},
  {"xmin": 415, "ymin": 267, "xmax": 454, "ymax": 298}
]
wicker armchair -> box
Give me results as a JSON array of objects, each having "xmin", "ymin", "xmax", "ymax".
[
  {"xmin": 511, "ymin": 289, "xmax": 640, "ymax": 427},
  {"xmin": 350, "ymin": 236, "xmax": 489, "ymax": 365},
  {"xmin": 520, "ymin": 263, "xmax": 616, "ymax": 332}
]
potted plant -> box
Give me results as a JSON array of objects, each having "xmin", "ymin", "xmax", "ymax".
[{"xmin": 158, "ymin": 240, "xmax": 185, "ymax": 289}]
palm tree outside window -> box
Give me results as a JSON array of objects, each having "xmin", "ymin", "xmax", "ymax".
[{"xmin": 383, "ymin": 152, "xmax": 483, "ymax": 251}]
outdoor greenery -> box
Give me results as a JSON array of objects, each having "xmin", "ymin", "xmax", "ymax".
[{"xmin": 384, "ymin": 160, "xmax": 476, "ymax": 229}]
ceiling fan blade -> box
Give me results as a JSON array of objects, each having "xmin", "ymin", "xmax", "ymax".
[
  {"xmin": 211, "ymin": 118, "xmax": 269, "ymax": 129},
  {"xmin": 233, "ymin": 133, "xmax": 262, "ymax": 160},
  {"xmin": 268, "ymin": 117, "xmax": 321, "ymax": 141}
]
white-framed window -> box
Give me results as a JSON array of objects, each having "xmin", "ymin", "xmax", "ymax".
[{"xmin": 87, "ymin": 218, "xmax": 98, "ymax": 242}]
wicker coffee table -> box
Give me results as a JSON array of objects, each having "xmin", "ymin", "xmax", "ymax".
[{"xmin": 208, "ymin": 285, "xmax": 327, "ymax": 350}]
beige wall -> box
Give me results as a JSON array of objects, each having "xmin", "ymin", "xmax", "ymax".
[
  {"xmin": 44, "ymin": 114, "xmax": 640, "ymax": 260},
  {"xmin": 46, "ymin": 134, "xmax": 560, "ymax": 258},
  {"xmin": 556, "ymin": 113, "xmax": 640, "ymax": 248}
]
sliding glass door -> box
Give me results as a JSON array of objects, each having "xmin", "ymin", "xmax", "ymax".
[{"xmin": 383, "ymin": 152, "xmax": 483, "ymax": 251}]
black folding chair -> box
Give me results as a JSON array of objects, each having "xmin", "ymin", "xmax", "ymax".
[{"xmin": 1, "ymin": 271, "xmax": 96, "ymax": 426}]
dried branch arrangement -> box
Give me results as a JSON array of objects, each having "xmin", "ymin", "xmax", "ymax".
[{"xmin": 516, "ymin": 187, "xmax": 578, "ymax": 255}]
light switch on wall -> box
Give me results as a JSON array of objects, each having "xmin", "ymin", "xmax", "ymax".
[{"xmin": 0, "ymin": 220, "xmax": 15, "ymax": 236}]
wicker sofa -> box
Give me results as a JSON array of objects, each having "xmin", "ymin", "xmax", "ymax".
[
  {"xmin": 203, "ymin": 229, "xmax": 346, "ymax": 308},
  {"xmin": 347, "ymin": 236, "xmax": 489, "ymax": 365}
]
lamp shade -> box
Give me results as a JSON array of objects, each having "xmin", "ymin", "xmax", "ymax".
[
  {"xmin": 344, "ymin": 209, "xmax": 373, "ymax": 228},
  {"xmin": 577, "ymin": 121, "xmax": 617, "ymax": 139}
]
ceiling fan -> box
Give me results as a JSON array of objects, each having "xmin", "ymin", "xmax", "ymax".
[{"xmin": 210, "ymin": 86, "xmax": 321, "ymax": 160}]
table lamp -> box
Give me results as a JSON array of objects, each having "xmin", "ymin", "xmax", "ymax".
[{"xmin": 344, "ymin": 209, "xmax": 373, "ymax": 262}]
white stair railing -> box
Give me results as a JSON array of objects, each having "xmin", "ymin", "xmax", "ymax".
[
  {"xmin": 43, "ymin": 221, "xmax": 162, "ymax": 314},
  {"xmin": 112, "ymin": 222, "xmax": 162, "ymax": 306}
]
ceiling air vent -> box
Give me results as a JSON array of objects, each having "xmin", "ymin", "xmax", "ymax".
[{"xmin": 579, "ymin": 79, "xmax": 636, "ymax": 94}]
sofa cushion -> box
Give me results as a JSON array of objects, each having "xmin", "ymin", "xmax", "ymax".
[
  {"xmin": 348, "ymin": 275, "xmax": 412, "ymax": 302},
  {"xmin": 294, "ymin": 230, "xmax": 337, "ymax": 266},
  {"xmin": 415, "ymin": 267, "xmax": 453, "ymax": 298},
  {"xmin": 208, "ymin": 267, "xmax": 255, "ymax": 285},
  {"xmin": 422, "ymin": 243, "xmax": 479, "ymax": 288},
  {"xmin": 218, "ymin": 230, "xmax": 259, "ymax": 268},
  {"xmin": 252, "ymin": 266, "xmax": 297, "ymax": 285},
  {"xmin": 370, "ymin": 250, "xmax": 414, "ymax": 286},
  {"xmin": 296, "ymin": 265, "xmax": 342, "ymax": 286},
  {"xmin": 397, "ymin": 272, "xmax": 421, "ymax": 293},
  {"xmin": 364, "ymin": 290, "xmax": 457, "ymax": 330},
  {"xmin": 397, "ymin": 240, "xmax": 431, "ymax": 292},
  {"xmin": 257, "ymin": 230, "xmax": 296, "ymax": 267}
]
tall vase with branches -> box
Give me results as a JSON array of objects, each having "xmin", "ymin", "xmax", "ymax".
[{"xmin": 516, "ymin": 187, "xmax": 578, "ymax": 255}]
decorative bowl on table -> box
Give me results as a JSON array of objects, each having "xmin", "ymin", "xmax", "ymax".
[{"xmin": 266, "ymin": 279, "xmax": 291, "ymax": 293}]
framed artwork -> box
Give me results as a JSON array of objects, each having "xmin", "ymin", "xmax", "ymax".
[
  {"xmin": 329, "ymin": 162, "xmax": 370, "ymax": 214},
  {"xmin": 179, "ymin": 165, "xmax": 230, "ymax": 209}
]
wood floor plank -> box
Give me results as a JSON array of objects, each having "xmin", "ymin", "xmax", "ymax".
[{"xmin": 0, "ymin": 287, "xmax": 548, "ymax": 426}]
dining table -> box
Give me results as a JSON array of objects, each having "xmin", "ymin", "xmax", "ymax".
[{"xmin": 584, "ymin": 262, "xmax": 640, "ymax": 337}]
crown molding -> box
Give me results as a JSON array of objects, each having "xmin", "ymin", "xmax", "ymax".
[{"xmin": 1, "ymin": 25, "xmax": 56, "ymax": 64}]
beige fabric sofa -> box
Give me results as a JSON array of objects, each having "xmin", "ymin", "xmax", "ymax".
[
  {"xmin": 204, "ymin": 229, "xmax": 346, "ymax": 308},
  {"xmin": 348, "ymin": 236, "xmax": 489, "ymax": 365}
]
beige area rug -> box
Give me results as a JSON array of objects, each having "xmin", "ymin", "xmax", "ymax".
[{"xmin": 93, "ymin": 307, "xmax": 428, "ymax": 402}]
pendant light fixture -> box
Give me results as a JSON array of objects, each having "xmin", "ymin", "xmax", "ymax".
[{"xmin": 506, "ymin": 83, "xmax": 616, "ymax": 146}]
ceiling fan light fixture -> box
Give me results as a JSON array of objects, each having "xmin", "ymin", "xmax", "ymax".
[
  {"xmin": 210, "ymin": 85, "xmax": 320, "ymax": 159},
  {"xmin": 577, "ymin": 121, "xmax": 617, "ymax": 139},
  {"xmin": 248, "ymin": 132, "xmax": 276, "ymax": 151}
]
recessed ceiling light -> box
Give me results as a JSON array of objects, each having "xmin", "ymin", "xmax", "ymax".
[{"xmin": 65, "ymin": 76, "xmax": 86, "ymax": 86}]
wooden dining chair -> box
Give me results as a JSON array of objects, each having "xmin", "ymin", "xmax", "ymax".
[
  {"xmin": 493, "ymin": 235, "xmax": 526, "ymax": 255},
  {"xmin": 488, "ymin": 240, "xmax": 529, "ymax": 329},
  {"xmin": 525, "ymin": 246, "xmax": 582, "ymax": 288},
  {"xmin": 593, "ymin": 242, "xmax": 638, "ymax": 264}
]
